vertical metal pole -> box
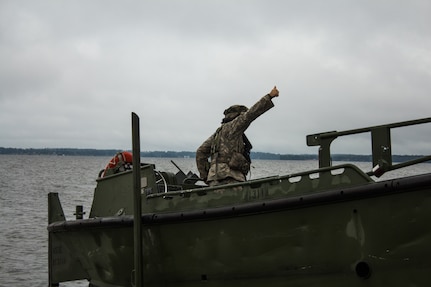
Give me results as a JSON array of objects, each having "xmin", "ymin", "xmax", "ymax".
[
  {"xmin": 132, "ymin": 112, "xmax": 143, "ymax": 287},
  {"xmin": 74, "ymin": 205, "xmax": 85, "ymax": 219}
]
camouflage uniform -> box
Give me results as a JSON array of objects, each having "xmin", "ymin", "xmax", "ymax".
[{"xmin": 196, "ymin": 94, "xmax": 275, "ymax": 186}]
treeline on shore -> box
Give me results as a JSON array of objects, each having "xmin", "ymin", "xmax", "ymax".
[{"xmin": 0, "ymin": 147, "xmax": 427, "ymax": 163}]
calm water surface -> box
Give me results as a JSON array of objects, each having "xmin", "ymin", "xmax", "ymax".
[{"xmin": 1, "ymin": 155, "xmax": 430, "ymax": 286}]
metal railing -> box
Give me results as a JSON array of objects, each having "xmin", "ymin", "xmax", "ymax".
[{"xmin": 306, "ymin": 117, "xmax": 431, "ymax": 177}]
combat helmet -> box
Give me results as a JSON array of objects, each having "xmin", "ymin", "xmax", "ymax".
[{"xmin": 222, "ymin": 105, "xmax": 248, "ymax": 123}]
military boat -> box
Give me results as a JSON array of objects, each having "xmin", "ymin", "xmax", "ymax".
[{"xmin": 48, "ymin": 115, "xmax": 431, "ymax": 287}]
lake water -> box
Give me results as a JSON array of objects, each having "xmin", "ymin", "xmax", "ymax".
[{"xmin": 1, "ymin": 155, "xmax": 431, "ymax": 286}]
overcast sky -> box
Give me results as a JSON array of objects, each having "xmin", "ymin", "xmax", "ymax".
[{"xmin": 1, "ymin": 0, "xmax": 430, "ymax": 155}]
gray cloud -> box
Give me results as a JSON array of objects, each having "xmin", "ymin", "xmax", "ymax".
[{"xmin": 1, "ymin": 0, "xmax": 430, "ymax": 155}]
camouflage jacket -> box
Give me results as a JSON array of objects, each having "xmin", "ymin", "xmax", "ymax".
[{"xmin": 196, "ymin": 94, "xmax": 275, "ymax": 184}]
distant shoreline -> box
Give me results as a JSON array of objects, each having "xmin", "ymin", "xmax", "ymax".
[{"xmin": 0, "ymin": 147, "xmax": 427, "ymax": 163}]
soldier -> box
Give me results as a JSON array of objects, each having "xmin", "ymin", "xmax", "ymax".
[{"xmin": 196, "ymin": 86, "xmax": 279, "ymax": 186}]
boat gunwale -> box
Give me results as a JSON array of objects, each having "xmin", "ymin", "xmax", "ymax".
[
  {"xmin": 146, "ymin": 163, "xmax": 373, "ymax": 199},
  {"xmin": 48, "ymin": 172, "xmax": 431, "ymax": 233}
]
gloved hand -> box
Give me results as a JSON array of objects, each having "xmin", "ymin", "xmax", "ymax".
[{"xmin": 269, "ymin": 86, "xmax": 279, "ymax": 98}]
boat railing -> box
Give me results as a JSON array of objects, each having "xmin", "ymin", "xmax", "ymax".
[{"xmin": 306, "ymin": 117, "xmax": 431, "ymax": 177}]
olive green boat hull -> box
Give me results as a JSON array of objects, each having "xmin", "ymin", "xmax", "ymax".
[{"xmin": 48, "ymin": 172, "xmax": 431, "ymax": 286}]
